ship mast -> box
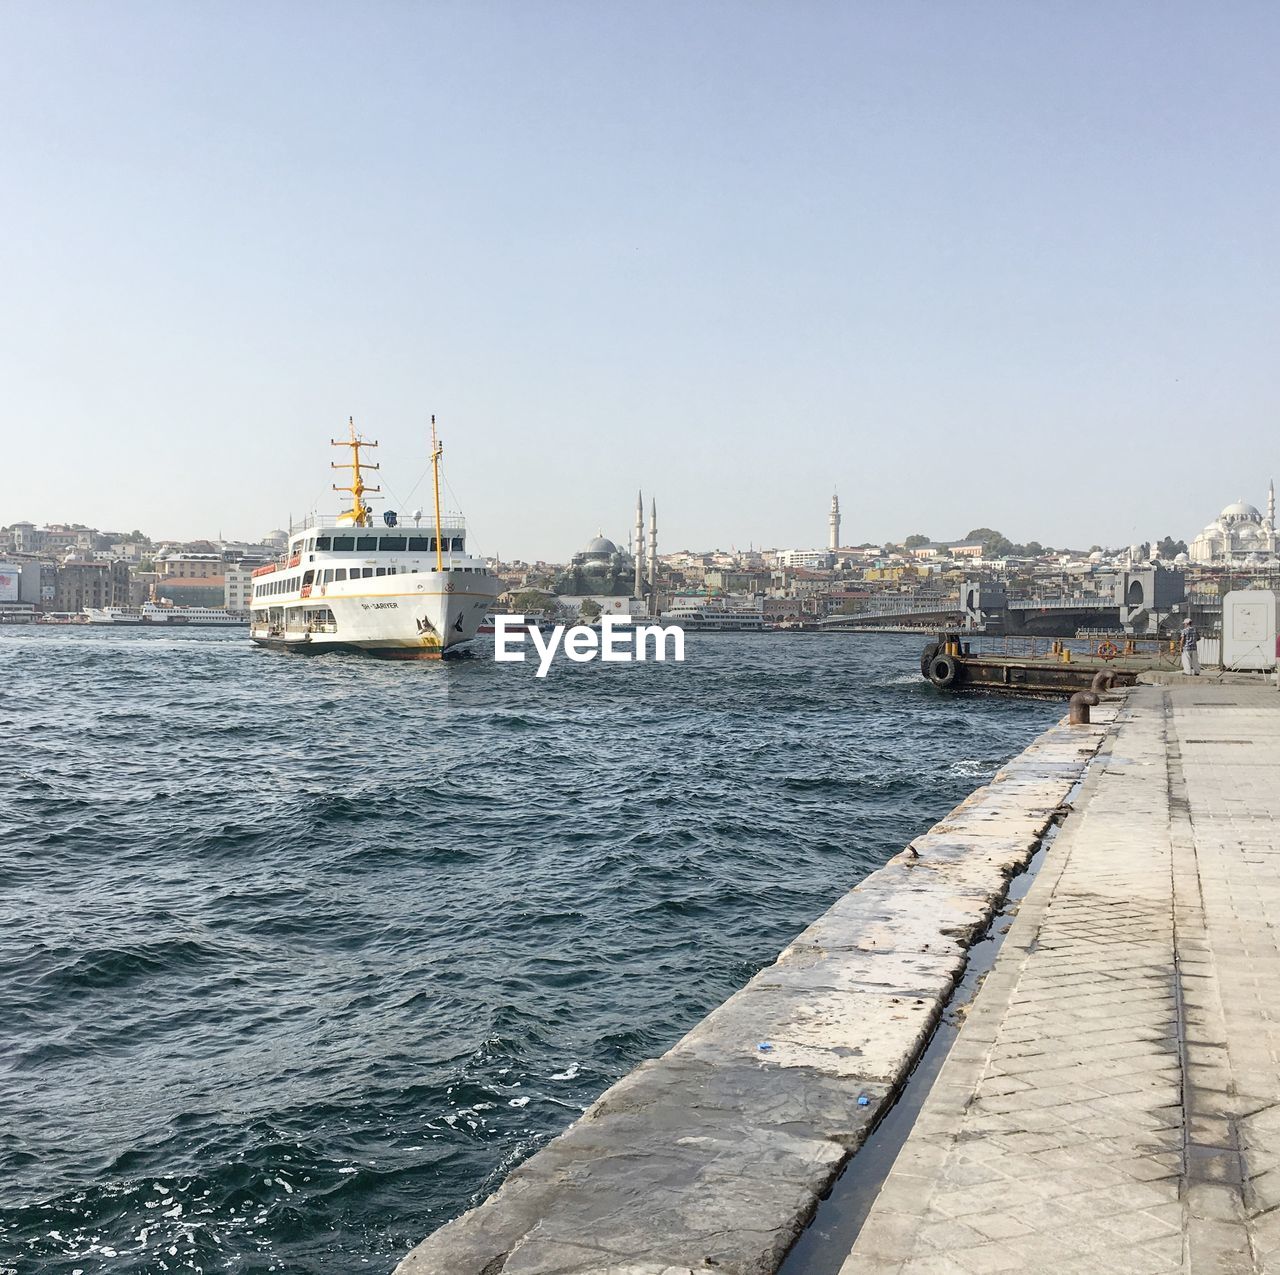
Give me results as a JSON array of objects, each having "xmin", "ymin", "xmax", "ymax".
[
  {"xmin": 331, "ymin": 417, "xmax": 381, "ymax": 526},
  {"xmin": 430, "ymin": 415, "xmax": 444, "ymax": 572}
]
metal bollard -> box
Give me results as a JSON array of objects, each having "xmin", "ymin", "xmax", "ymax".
[
  {"xmin": 1068, "ymin": 690, "xmax": 1100, "ymax": 724},
  {"xmin": 1090, "ymin": 670, "xmax": 1116, "ymax": 693}
]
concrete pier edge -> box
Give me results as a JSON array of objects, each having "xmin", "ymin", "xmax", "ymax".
[
  {"xmin": 835, "ymin": 676, "xmax": 1280, "ymax": 1274},
  {"xmin": 394, "ymin": 700, "xmax": 1124, "ymax": 1275}
]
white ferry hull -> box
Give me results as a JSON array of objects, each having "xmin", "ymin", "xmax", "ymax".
[
  {"xmin": 84, "ymin": 607, "xmax": 245, "ymax": 627},
  {"xmin": 250, "ymin": 568, "xmax": 500, "ymax": 659}
]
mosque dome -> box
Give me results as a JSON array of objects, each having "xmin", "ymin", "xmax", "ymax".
[
  {"xmin": 1220, "ymin": 501, "xmax": 1262, "ymax": 524},
  {"xmin": 585, "ymin": 535, "xmax": 618, "ymax": 556},
  {"xmin": 1189, "ymin": 484, "xmax": 1277, "ymax": 564}
]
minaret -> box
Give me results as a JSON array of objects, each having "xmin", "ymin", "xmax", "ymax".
[
  {"xmin": 1268, "ymin": 478, "xmax": 1275, "ymax": 527},
  {"xmin": 633, "ymin": 490, "xmax": 645, "ymax": 599},
  {"xmin": 648, "ymin": 498, "xmax": 658, "ymax": 615},
  {"xmin": 829, "ymin": 491, "xmax": 840, "ymax": 552}
]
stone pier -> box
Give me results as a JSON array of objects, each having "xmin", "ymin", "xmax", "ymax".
[
  {"xmin": 394, "ymin": 706, "xmax": 1120, "ymax": 1275},
  {"xmin": 841, "ymin": 680, "xmax": 1280, "ymax": 1275}
]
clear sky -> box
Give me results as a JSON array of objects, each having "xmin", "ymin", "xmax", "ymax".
[{"xmin": 2, "ymin": 1, "xmax": 1277, "ymax": 559}]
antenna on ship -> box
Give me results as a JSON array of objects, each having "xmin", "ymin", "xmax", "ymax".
[
  {"xmin": 430, "ymin": 415, "xmax": 444, "ymax": 572},
  {"xmin": 331, "ymin": 416, "xmax": 381, "ymax": 526}
]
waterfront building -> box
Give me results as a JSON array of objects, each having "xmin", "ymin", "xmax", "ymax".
[
  {"xmin": 153, "ymin": 550, "xmax": 227, "ymax": 608},
  {"xmin": 1188, "ymin": 485, "xmax": 1278, "ymax": 564},
  {"xmin": 0, "ymin": 560, "xmax": 41, "ymax": 620},
  {"xmin": 224, "ymin": 564, "xmax": 254, "ymax": 614},
  {"xmin": 0, "ymin": 557, "xmax": 43, "ymax": 605},
  {"xmin": 51, "ymin": 560, "xmax": 131, "ymax": 612}
]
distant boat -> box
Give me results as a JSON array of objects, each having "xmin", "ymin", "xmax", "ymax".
[
  {"xmin": 83, "ymin": 604, "xmax": 245, "ymax": 627},
  {"xmin": 249, "ymin": 417, "xmax": 501, "ymax": 658},
  {"xmin": 658, "ymin": 600, "xmax": 764, "ymax": 632}
]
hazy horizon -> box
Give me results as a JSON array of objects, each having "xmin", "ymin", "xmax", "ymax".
[{"xmin": 3, "ymin": 2, "xmax": 1277, "ymax": 559}]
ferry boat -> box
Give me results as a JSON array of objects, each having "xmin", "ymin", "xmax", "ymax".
[
  {"xmin": 84, "ymin": 604, "xmax": 245, "ymax": 627},
  {"xmin": 658, "ymin": 599, "xmax": 765, "ymax": 632},
  {"xmin": 249, "ymin": 419, "xmax": 501, "ymax": 658}
]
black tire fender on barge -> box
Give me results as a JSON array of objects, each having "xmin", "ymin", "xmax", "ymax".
[
  {"xmin": 920, "ymin": 641, "xmax": 941, "ymax": 679},
  {"xmin": 927, "ymin": 652, "xmax": 961, "ymax": 688}
]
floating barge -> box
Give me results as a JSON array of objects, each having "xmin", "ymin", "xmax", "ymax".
[{"xmin": 921, "ymin": 632, "xmax": 1181, "ymax": 694}]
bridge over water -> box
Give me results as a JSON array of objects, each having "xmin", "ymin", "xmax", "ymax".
[{"xmin": 823, "ymin": 577, "xmax": 1218, "ymax": 636}]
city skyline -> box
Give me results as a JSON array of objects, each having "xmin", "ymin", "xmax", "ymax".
[
  {"xmin": 0, "ymin": 493, "xmax": 1227, "ymax": 562},
  {"xmin": 3, "ymin": 3, "xmax": 1278, "ymax": 559}
]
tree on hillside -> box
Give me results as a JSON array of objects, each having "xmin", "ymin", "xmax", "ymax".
[
  {"xmin": 965, "ymin": 527, "xmax": 1015, "ymax": 557},
  {"xmin": 1158, "ymin": 536, "xmax": 1189, "ymax": 558},
  {"xmin": 509, "ymin": 588, "xmax": 557, "ymax": 613},
  {"xmin": 903, "ymin": 533, "xmax": 931, "ymax": 549}
]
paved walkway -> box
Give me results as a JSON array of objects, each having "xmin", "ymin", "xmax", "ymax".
[{"xmin": 841, "ymin": 682, "xmax": 1280, "ymax": 1275}]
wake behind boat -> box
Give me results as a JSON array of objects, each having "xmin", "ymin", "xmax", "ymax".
[{"xmin": 249, "ymin": 418, "xmax": 501, "ymax": 658}]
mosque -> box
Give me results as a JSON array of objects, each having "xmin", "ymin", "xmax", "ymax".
[
  {"xmin": 552, "ymin": 533, "xmax": 636, "ymax": 596},
  {"xmin": 1188, "ymin": 482, "xmax": 1277, "ymax": 565},
  {"xmin": 551, "ymin": 492, "xmax": 659, "ymax": 600}
]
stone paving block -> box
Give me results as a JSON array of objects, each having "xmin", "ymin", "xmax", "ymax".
[{"xmin": 670, "ymin": 983, "xmax": 939, "ymax": 1081}]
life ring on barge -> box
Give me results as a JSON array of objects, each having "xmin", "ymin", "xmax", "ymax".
[
  {"xmin": 1097, "ymin": 640, "xmax": 1119, "ymax": 661},
  {"xmin": 928, "ymin": 652, "xmax": 962, "ymax": 688}
]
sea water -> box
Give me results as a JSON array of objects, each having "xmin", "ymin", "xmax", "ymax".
[{"xmin": 0, "ymin": 628, "xmax": 1058, "ymax": 1273}]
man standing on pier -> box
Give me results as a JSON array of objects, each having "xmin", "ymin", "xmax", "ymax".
[{"xmin": 1180, "ymin": 617, "xmax": 1201, "ymax": 676}]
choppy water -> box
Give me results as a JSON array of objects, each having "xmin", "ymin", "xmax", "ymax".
[{"xmin": 1, "ymin": 628, "xmax": 1059, "ymax": 1274}]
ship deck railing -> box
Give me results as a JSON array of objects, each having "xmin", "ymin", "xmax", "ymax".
[{"xmin": 287, "ymin": 511, "xmax": 467, "ymax": 535}]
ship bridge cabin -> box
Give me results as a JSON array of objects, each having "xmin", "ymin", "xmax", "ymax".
[
  {"xmin": 289, "ymin": 520, "xmax": 467, "ymax": 558},
  {"xmin": 251, "ymin": 518, "xmax": 478, "ymax": 606}
]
